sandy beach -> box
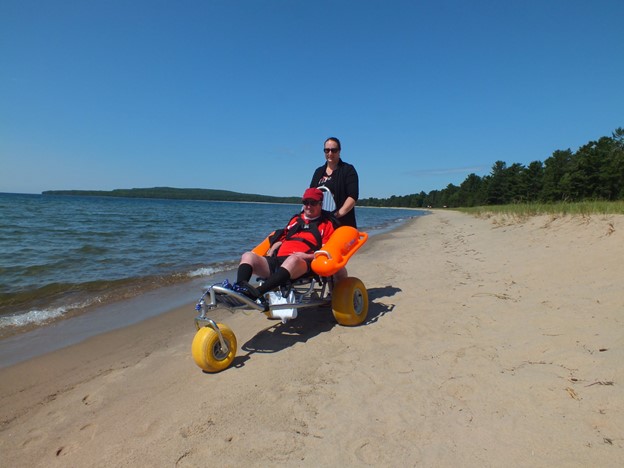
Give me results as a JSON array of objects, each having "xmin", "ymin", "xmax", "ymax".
[{"xmin": 1, "ymin": 209, "xmax": 622, "ymax": 467}]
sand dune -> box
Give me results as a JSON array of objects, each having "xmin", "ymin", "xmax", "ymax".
[{"xmin": 1, "ymin": 210, "xmax": 622, "ymax": 467}]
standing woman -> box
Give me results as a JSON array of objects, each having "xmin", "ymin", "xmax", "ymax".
[{"xmin": 310, "ymin": 137, "xmax": 359, "ymax": 228}]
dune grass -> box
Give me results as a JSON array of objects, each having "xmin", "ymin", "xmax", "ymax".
[{"xmin": 457, "ymin": 200, "xmax": 624, "ymax": 218}]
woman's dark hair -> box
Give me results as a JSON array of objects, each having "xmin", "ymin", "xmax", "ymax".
[{"xmin": 324, "ymin": 137, "xmax": 341, "ymax": 150}]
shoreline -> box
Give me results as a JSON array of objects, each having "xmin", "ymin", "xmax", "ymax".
[
  {"xmin": 0, "ymin": 213, "xmax": 424, "ymax": 368},
  {"xmin": 0, "ymin": 277, "xmax": 211, "ymax": 368},
  {"xmin": 2, "ymin": 210, "xmax": 622, "ymax": 466}
]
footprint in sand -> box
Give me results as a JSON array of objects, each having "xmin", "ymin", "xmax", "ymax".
[
  {"xmin": 354, "ymin": 440, "xmax": 377, "ymax": 464},
  {"xmin": 22, "ymin": 428, "xmax": 44, "ymax": 447},
  {"xmin": 179, "ymin": 420, "xmax": 214, "ymax": 438}
]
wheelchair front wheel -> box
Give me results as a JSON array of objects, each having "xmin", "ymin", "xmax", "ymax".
[{"xmin": 191, "ymin": 323, "xmax": 237, "ymax": 372}]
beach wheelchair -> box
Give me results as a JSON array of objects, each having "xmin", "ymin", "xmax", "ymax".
[{"xmin": 191, "ymin": 226, "xmax": 369, "ymax": 372}]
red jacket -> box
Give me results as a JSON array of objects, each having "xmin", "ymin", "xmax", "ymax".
[{"xmin": 276, "ymin": 213, "xmax": 335, "ymax": 256}]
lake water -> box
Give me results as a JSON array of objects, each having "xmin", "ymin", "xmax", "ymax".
[{"xmin": 0, "ymin": 193, "xmax": 426, "ymax": 338}]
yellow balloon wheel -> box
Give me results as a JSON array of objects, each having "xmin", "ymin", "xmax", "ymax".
[
  {"xmin": 332, "ymin": 277, "xmax": 369, "ymax": 326},
  {"xmin": 191, "ymin": 323, "xmax": 237, "ymax": 372}
]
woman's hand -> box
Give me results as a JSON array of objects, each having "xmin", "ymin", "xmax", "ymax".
[{"xmin": 337, "ymin": 196, "xmax": 357, "ymax": 217}]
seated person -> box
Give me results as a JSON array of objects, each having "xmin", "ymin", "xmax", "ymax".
[{"xmin": 234, "ymin": 187, "xmax": 336, "ymax": 301}]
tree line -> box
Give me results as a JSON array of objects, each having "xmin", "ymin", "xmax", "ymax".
[{"xmin": 359, "ymin": 127, "xmax": 624, "ymax": 208}]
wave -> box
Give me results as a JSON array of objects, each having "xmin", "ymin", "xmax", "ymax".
[
  {"xmin": 0, "ymin": 303, "xmax": 90, "ymax": 328},
  {"xmin": 0, "ymin": 262, "xmax": 237, "ymax": 337},
  {"xmin": 187, "ymin": 260, "xmax": 237, "ymax": 278}
]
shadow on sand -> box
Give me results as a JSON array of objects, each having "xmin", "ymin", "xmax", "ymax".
[{"xmin": 229, "ymin": 285, "xmax": 402, "ymax": 370}]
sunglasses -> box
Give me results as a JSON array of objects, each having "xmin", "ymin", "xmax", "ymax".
[
  {"xmin": 323, "ymin": 148, "xmax": 340, "ymax": 154},
  {"xmin": 302, "ymin": 199, "xmax": 321, "ymax": 206}
]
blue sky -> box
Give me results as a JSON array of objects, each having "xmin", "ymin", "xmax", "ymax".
[{"xmin": 2, "ymin": 0, "xmax": 623, "ymax": 199}]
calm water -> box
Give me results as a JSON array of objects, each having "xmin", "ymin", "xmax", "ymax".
[{"xmin": 0, "ymin": 193, "xmax": 425, "ymax": 336}]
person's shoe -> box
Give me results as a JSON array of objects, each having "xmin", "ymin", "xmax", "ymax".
[
  {"xmin": 234, "ymin": 280, "xmax": 261, "ymax": 299},
  {"xmin": 235, "ymin": 281, "xmax": 269, "ymax": 311},
  {"xmin": 216, "ymin": 279, "xmax": 234, "ymax": 290},
  {"xmin": 232, "ymin": 281, "xmax": 246, "ymax": 295}
]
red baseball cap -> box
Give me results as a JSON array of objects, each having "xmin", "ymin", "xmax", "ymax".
[{"xmin": 302, "ymin": 187, "xmax": 323, "ymax": 202}]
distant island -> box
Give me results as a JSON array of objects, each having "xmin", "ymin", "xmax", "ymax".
[{"xmin": 42, "ymin": 187, "xmax": 301, "ymax": 204}]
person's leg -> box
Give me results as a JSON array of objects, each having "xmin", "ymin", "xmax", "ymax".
[
  {"xmin": 280, "ymin": 255, "xmax": 310, "ymax": 280},
  {"xmin": 256, "ymin": 267, "xmax": 290, "ymax": 295},
  {"xmin": 237, "ymin": 252, "xmax": 270, "ymax": 283},
  {"xmin": 236, "ymin": 263, "xmax": 253, "ymax": 283},
  {"xmin": 256, "ymin": 255, "xmax": 309, "ymax": 294}
]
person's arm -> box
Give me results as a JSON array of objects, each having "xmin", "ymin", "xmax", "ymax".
[
  {"xmin": 335, "ymin": 196, "xmax": 356, "ymax": 219},
  {"xmin": 267, "ymin": 215, "xmax": 297, "ymax": 256},
  {"xmin": 289, "ymin": 251, "xmax": 315, "ymax": 262},
  {"xmin": 266, "ymin": 241, "xmax": 282, "ymax": 256},
  {"xmin": 335, "ymin": 165, "xmax": 359, "ymax": 218}
]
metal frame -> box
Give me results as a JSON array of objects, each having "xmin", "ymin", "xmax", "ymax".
[{"xmin": 194, "ymin": 276, "xmax": 335, "ymax": 330}]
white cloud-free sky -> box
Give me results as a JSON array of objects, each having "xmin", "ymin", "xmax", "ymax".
[{"xmin": 2, "ymin": 0, "xmax": 622, "ymax": 198}]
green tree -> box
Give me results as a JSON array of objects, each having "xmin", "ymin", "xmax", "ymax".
[
  {"xmin": 542, "ymin": 149, "xmax": 574, "ymax": 201},
  {"xmin": 522, "ymin": 161, "xmax": 544, "ymax": 202},
  {"xmin": 611, "ymin": 129, "xmax": 624, "ymax": 199},
  {"xmin": 486, "ymin": 161, "xmax": 508, "ymax": 204},
  {"xmin": 458, "ymin": 173, "xmax": 484, "ymax": 206},
  {"xmin": 506, "ymin": 163, "xmax": 526, "ymax": 203}
]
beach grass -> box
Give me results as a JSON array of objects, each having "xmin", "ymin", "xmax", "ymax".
[{"xmin": 457, "ymin": 200, "xmax": 624, "ymax": 219}]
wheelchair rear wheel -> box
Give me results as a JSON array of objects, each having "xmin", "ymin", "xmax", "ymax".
[{"xmin": 332, "ymin": 277, "xmax": 368, "ymax": 326}]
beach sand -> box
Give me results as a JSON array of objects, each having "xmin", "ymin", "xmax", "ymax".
[{"xmin": 1, "ymin": 210, "xmax": 622, "ymax": 467}]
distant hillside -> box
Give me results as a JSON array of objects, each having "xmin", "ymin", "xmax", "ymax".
[{"xmin": 42, "ymin": 187, "xmax": 300, "ymax": 204}]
